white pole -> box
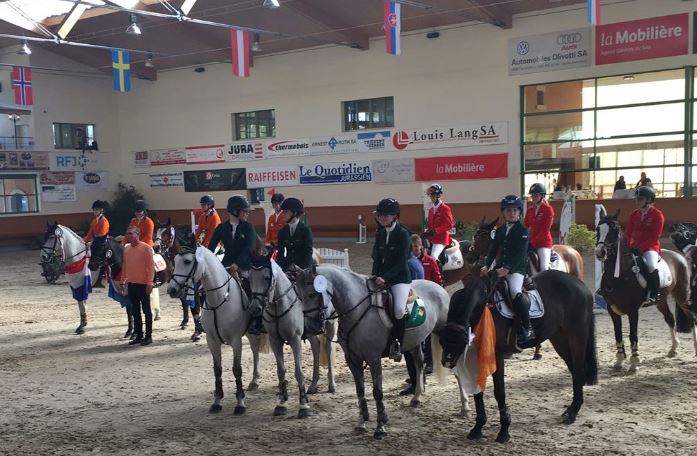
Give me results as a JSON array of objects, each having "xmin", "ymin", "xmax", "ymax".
[
  {"xmin": 594, "ymin": 204, "xmax": 607, "ymax": 310},
  {"xmin": 190, "ymin": 211, "xmax": 196, "ymax": 233},
  {"xmin": 356, "ymin": 215, "xmax": 367, "ymax": 244}
]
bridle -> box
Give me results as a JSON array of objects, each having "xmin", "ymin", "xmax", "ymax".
[
  {"xmin": 42, "ymin": 228, "xmax": 86, "ymax": 267},
  {"xmin": 595, "ymin": 219, "xmax": 619, "ymax": 262},
  {"xmin": 155, "ymin": 226, "xmax": 175, "ymax": 257},
  {"xmin": 470, "ymin": 227, "xmax": 493, "ymax": 264},
  {"xmin": 249, "ymin": 262, "xmax": 299, "ymax": 338}
]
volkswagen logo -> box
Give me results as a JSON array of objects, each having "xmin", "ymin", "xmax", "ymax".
[
  {"xmin": 557, "ymin": 33, "xmax": 583, "ymax": 45},
  {"xmin": 517, "ymin": 40, "xmax": 530, "ymax": 55}
]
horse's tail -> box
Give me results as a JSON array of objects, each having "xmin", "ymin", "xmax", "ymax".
[
  {"xmin": 319, "ymin": 334, "xmax": 330, "ymax": 367},
  {"xmin": 431, "ymin": 334, "xmax": 449, "ymax": 385},
  {"xmin": 258, "ymin": 333, "xmax": 270, "ymax": 354},
  {"xmin": 675, "ymin": 304, "xmax": 695, "ymax": 334},
  {"xmin": 584, "ymin": 311, "xmax": 599, "ymax": 386}
]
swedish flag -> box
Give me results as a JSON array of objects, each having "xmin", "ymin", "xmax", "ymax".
[{"xmin": 111, "ymin": 49, "xmax": 131, "ymax": 93}]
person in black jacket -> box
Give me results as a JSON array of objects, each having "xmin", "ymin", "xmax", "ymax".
[
  {"xmin": 372, "ymin": 198, "xmax": 412, "ymax": 362},
  {"xmin": 207, "ymin": 195, "xmax": 255, "ymax": 272},
  {"xmin": 276, "ymin": 197, "xmax": 314, "ymax": 271}
]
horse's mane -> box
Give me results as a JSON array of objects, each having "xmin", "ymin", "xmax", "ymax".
[
  {"xmin": 57, "ymin": 224, "xmax": 84, "ymax": 244},
  {"xmin": 448, "ymin": 278, "xmax": 487, "ymax": 327}
]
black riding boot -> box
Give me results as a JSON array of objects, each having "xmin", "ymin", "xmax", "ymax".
[
  {"xmin": 513, "ymin": 293, "xmax": 535, "ymax": 345},
  {"xmin": 389, "ymin": 317, "xmax": 407, "ymax": 362},
  {"xmin": 645, "ymin": 270, "xmax": 661, "ymax": 304}
]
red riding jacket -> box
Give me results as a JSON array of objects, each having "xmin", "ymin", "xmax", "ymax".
[
  {"xmin": 419, "ymin": 253, "xmax": 443, "ymax": 286},
  {"xmin": 426, "ymin": 201, "xmax": 454, "ymax": 246},
  {"xmin": 524, "ymin": 200, "xmax": 554, "ymax": 249},
  {"xmin": 625, "ymin": 206, "xmax": 664, "ymax": 253}
]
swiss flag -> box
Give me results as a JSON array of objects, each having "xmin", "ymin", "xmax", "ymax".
[{"xmin": 12, "ymin": 66, "xmax": 33, "ymax": 105}]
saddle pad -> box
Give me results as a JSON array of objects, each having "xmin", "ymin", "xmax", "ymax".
[
  {"xmin": 634, "ymin": 257, "xmax": 672, "ymax": 289},
  {"xmin": 494, "ymin": 290, "xmax": 544, "ymax": 320},
  {"xmin": 443, "ymin": 241, "xmax": 464, "ymax": 272},
  {"xmin": 153, "ymin": 253, "xmax": 168, "ymax": 272},
  {"xmin": 406, "ymin": 298, "xmax": 427, "ymax": 329}
]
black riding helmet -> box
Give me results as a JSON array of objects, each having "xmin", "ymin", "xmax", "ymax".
[
  {"xmin": 133, "ymin": 200, "xmax": 147, "ymax": 212},
  {"xmin": 375, "ymin": 198, "xmax": 400, "ymax": 216},
  {"xmin": 280, "ymin": 197, "xmax": 304, "ymax": 213},
  {"xmin": 200, "ymin": 194, "xmax": 214, "ymax": 207},
  {"xmin": 92, "ymin": 200, "xmax": 106, "ymax": 210},
  {"xmin": 270, "ymin": 193, "xmax": 285, "ymax": 205},
  {"xmin": 227, "ymin": 195, "xmax": 251, "ymax": 213},
  {"xmin": 500, "ymin": 195, "xmax": 524, "ymax": 212},
  {"xmin": 635, "ymin": 186, "xmax": 656, "ymax": 203},
  {"xmin": 528, "ymin": 183, "xmax": 546, "ymax": 195},
  {"xmin": 426, "ymin": 184, "xmax": 443, "ymax": 196}
]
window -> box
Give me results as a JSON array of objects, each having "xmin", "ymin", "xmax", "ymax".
[
  {"xmin": 0, "ymin": 174, "xmax": 38, "ymax": 214},
  {"xmin": 233, "ymin": 109, "xmax": 275, "ymax": 140},
  {"xmin": 53, "ymin": 123, "xmax": 96, "ymax": 150},
  {"xmin": 343, "ymin": 96, "xmax": 394, "ymax": 131}
]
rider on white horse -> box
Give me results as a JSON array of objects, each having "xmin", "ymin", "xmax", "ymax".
[
  {"xmin": 626, "ymin": 186, "xmax": 664, "ymax": 304},
  {"xmin": 424, "ymin": 184, "xmax": 454, "ymax": 264},
  {"xmin": 524, "ymin": 183, "xmax": 554, "ymax": 272},
  {"xmin": 372, "ymin": 198, "xmax": 412, "ymax": 362}
]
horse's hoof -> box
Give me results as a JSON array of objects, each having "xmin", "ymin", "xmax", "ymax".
[
  {"xmin": 124, "ymin": 330, "xmax": 133, "ymax": 339},
  {"xmin": 495, "ymin": 431, "xmax": 511, "ymax": 444},
  {"xmin": 247, "ymin": 382, "xmax": 259, "ymax": 392},
  {"xmin": 410, "ymin": 398, "xmax": 421, "ymax": 408},
  {"xmin": 627, "ymin": 367, "xmax": 637, "ymax": 375},
  {"xmin": 209, "ymin": 404, "xmax": 222, "ymax": 414},
  {"xmin": 460, "ymin": 409, "xmax": 471, "ymax": 419},
  {"xmin": 562, "ymin": 411, "xmax": 577, "ymax": 425},
  {"xmin": 154, "ymin": 316, "xmax": 161, "ymax": 321},
  {"xmin": 233, "ymin": 406, "xmax": 246, "ymax": 415},
  {"xmin": 612, "ymin": 364, "xmax": 623, "ymax": 373},
  {"xmin": 180, "ymin": 322, "xmax": 188, "ymax": 330},
  {"xmin": 328, "ymin": 384, "xmax": 336, "ymax": 394},
  {"xmin": 191, "ymin": 334, "xmax": 201, "ymax": 342},
  {"xmin": 307, "ymin": 385, "xmax": 319, "ymax": 395},
  {"xmin": 373, "ymin": 429, "xmax": 387, "ymax": 440},
  {"xmin": 533, "ymin": 353, "xmax": 542, "ymax": 361},
  {"xmin": 75, "ymin": 327, "xmax": 85, "ymax": 335},
  {"xmin": 467, "ymin": 429, "xmax": 482, "ymax": 440},
  {"xmin": 297, "ymin": 408, "xmax": 311, "ymax": 419},
  {"xmin": 273, "ymin": 406, "xmax": 287, "ymax": 416},
  {"xmin": 667, "ymin": 350, "xmax": 677, "ymax": 358}
]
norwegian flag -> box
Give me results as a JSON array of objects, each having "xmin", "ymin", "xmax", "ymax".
[
  {"xmin": 12, "ymin": 66, "xmax": 33, "ymax": 105},
  {"xmin": 231, "ymin": 29, "xmax": 250, "ymax": 77}
]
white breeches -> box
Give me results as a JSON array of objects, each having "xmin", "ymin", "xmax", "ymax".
[
  {"xmin": 537, "ymin": 247, "xmax": 552, "ymax": 272},
  {"xmin": 431, "ymin": 243, "xmax": 446, "ymax": 260},
  {"xmin": 506, "ymin": 273, "xmax": 524, "ymax": 299},
  {"xmin": 391, "ymin": 283, "xmax": 411, "ymax": 319},
  {"xmin": 642, "ymin": 250, "xmax": 659, "ymax": 273}
]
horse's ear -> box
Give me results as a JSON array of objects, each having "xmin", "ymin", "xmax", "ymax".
[
  {"xmin": 492, "ymin": 217, "xmax": 500, "ymax": 227},
  {"xmin": 167, "ymin": 217, "xmax": 172, "ymax": 226},
  {"xmin": 480, "ymin": 216, "xmax": 486, "ymax": 226},
  {"xmin": 613, "ymin": 209, "xmax": 621, "ymax": 219}
]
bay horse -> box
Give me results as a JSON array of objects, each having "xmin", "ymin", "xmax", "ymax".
[
  {"xmin": 442, "ymin": 271, "xmax": 598, "ymax": 443},
  {"xmin": 596, "ymin": 210, "xmax": 696, "ymax": 373},
  {"xmin": 420, "ymin": 234, "xmax": 476, "ymax": 286},
  {"xmin": 41, "ymin": 223, "xmax": 93, "ymax": 334}
]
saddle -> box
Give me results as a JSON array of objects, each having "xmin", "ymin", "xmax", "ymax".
[
  {"xmin": 368, "ymin": 281, "xmax": 426, "ymax": 330},
  {"xmin": 438, "ymin": 239, "xmax": 465, "ymax": 272},
  {"xmin": 631, "ymin": 253, "xmax": 673, "ymax": 289},
  {"xmin": 527, "ymin": 249, "xmax": 559, "ymax": 273},
  {"xmin": 492, "ymin": 280, "xmax": 544, "ymax": 320}
]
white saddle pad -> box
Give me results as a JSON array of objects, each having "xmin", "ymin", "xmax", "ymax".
[
  {"xmin": 443, "ymin": 239, "xmax": 464, "ymax": 272},
  {"xmin": 634, "ymin": 257, "xmax": 672, "ymax": 289},
  {"xmin": 494, "ymin": 289, "xmax": 544, "ymax": 320},
  {"xmin": 153, "ymin": 253, "xmax": 168, "ymax": 272},
  {"xmin": 549, "ymin": 251, "xmax": 567, "ymax": 272}
]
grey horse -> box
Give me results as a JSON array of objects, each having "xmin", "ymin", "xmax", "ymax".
[{"xmin": 295, "ymin": 264, "xmax": 450, "ymax": 440}]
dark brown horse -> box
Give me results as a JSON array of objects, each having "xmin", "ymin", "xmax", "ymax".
[
  {"xmin": 420, "ymin": 234, "xmax": 476, "ymax": 287},
  {"xmin": 596, "ymin": 210, "xmax": 695, "ymax": 373},
  {"xmin": 442, "ymin": 271, "xmax": 598, "ymax": 443}
]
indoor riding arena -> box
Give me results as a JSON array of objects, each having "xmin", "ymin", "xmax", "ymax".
[{"xmin": 2, "ymin": 1, "xmax": 697, "ymax": 455}]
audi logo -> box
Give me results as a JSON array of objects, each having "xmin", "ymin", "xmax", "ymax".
[{"xmin": 557, "ymin": 33, "xmax": 583, "ymax": 45}]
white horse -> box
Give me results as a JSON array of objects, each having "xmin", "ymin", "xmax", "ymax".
[{"xmin": 41, "ymin": 223, "xmax": 93, "ymax": 334}]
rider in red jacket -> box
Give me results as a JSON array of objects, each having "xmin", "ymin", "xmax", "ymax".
[
  {"xmin": 524, "ymin": 183, "xmax": 555, "ymax": 271},
  {"xmin": 424, "ymin": 184, "xmax": 454, "ymax": 262},
  {"xmin": 625, "ymin": 186, "xmax": 664, "ymax": 304}
]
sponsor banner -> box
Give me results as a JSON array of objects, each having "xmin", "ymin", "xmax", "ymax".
[
  {"xmin": 266, "ymin": 139, "xmax": 311, "ymax": 158},
  {"xmin": 0, "ymin": 151, "xmax": 50, "ymax": 170},
  {"xmin": 40, "ymin": 172, "xmax": 74, "ymax": 185},
  {"xmin": 246, "ymin": 165, "xmax": 300, "ymax": 188},
  {"xmin": 76, "ymin": 171, "xmax": 109, "ymax": 191},
  {"xmin": 134, "ymin": 150, "xmax": 149, "ymax": 168},
  {"xmin": 150, "ymin": 172, "xmax": 184, "ymax": 188},
  {"xmin": 596, "ymin": 13, "xmax": 688, "ymax": 65},
  {"xmin": 357, "ymin": 130, "xmax": 392, "ymax": 152},
  {"xmin": 226, "ymin": 141, "xmax": 265, "ymax": 162},
  {"xmin": 50, "ymin": 151, "xmax": 105, "ymax": 172},
  {"xmin": 150, "ymin": 148, "xmax": 186, "ymax": 166},
  {"xmin": 185, "ymin": 145, "xmax": 225, "ymax": 165},
  {"xmin": 41, "ymin": 184, "xmax": 76, "ymax": 202},
  {"xmin": 372, "ymin": 158, "xmax": 414, "ymax": 184},
  {"xmin": 183, "ymin": 168, "xmax": 246, "ymax": 192},
  {"xmin": 509, "ymin": 28, "xmax": 592, "ymax": 75},
  {"xmin": 310, "ymin": 134, "xmax": 358, "ymax": 156},
  {"xmin": 299, "ymin": 161, "xmax": 372, "ymax": 185},
  {"xmin": 392, "ymin": 122, "xmax": 508, "ymax": 151},
  {"xmin": 414, "ymin": 153, "xmax": 508, "ymax": 181}
]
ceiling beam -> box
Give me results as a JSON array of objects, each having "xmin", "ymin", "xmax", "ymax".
[
  {"xmin": 468, "ymin": 0, "xmax": 512, "ymax": 29},
  {"xmin": 57, "ymin": 3, "xmax": 89, "ymax": 39},
  {"xmin": 287, "ymin": 0, "xmax": 369, "ymax": 50}
]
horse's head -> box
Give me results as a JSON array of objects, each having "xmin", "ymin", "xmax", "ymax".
[
  {"xmin": 668, "ymin": 223, "xmax": 697, "ymax": 253},
  {"xmin": 88, "ymin": 236, "xmax": 111, "ymax": 271},
  {"xmin": 468, "ymin": 216, "xmax": 498, "ymax": 264},
  {"xmin": 167, "ymin": 228, "xmax": 200, "ymax": 299},
  {"xmin": 154, "ymin": 218, "xmax": 174, "ymax": 255},
  {"xmin": 41, "ymin": 221, "xmax": 62, "ymax": 262},
  {"xmin": 247, "ymin": 252, "xmax": 278, "ymax": 314},
  {"xmin": 293, "ymin": 264, "xmax": 324, "ymax": 312},
  {"xmin": 441, "ymin": 278, "xmax": 489, "ymax": 369},
  {"xmin": 595, "ymin": 209, "xmax": 621, "ymax": 262}
]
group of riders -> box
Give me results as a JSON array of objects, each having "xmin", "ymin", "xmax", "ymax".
[{"xmin": 81, "ymin": 180, "xmax": 664, "ymax": 356}]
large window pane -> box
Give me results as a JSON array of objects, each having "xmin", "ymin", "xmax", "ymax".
[
  {"xmin": 595, "ymin": 135, "xmax": 684, "ymax": 168},
  {"xmin": 524, "ymin": 112, "xmax": 593, "ymax": 143},
  {"xmin": 524, "ymin": 79, "xmax": 595, "ymax": 114},
  {"xmin": 524, "ymin": 140, "xmax": 594, "ymax": 173},
  {"xmin": 343, "ymin": 97, "xmax": 394, "ymax": 131},
  {"xmin": 597, "ymin": 69, "xmax": 685, "ymax": 107},
  {"xmin": 596, "ymin": 103, "xmax": 684, "ymax": 138},
  {"xmin": 233, "ymin": 110, "xmax": 275, "ymax": 140},
  {"xmin": 0, "ymin": 174, "xmax": 38, "ymax": 214}
]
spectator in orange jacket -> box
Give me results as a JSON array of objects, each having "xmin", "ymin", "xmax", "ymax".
[
  {"xmin": 85, "ymin": 200, "xmax": 110, "ymax": 243},
  {"xmin": 195, "ymin": 195, "xmax": 221, "ymax": 247},
  {"xmin": 124, "ymin": 200, "xmax": 154, "ymax": 247},
  {"xmin": 265, "ymin": 193, "xmax": 286, "ymax": 248},
  {"xmin": 121, "ymin": 225, "xmax": 155, "ymax": 346}
]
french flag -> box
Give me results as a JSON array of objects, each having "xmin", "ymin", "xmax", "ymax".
[
  {"xmin": 587, "ymin": 0, "xmax": 601, "ymax": 25},
  {"xmin": 384, "ymin": 0, "xmax": 401, "ymax": 55},
  {"xmin": 231, "ymin": 29, "xmax": 250, "ymax": 77}
]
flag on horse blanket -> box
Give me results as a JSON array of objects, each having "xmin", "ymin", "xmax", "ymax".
[
  {"xmin": 66, "ymin": 257, "xmax": 92, "ymax": 301},
  {"xmin": 108, "ymin": 278, "xmax": 131, "ymax": 308},
  {"xmin": 452, "ymin": 306, "xmax": 497, "ymax": 393}
]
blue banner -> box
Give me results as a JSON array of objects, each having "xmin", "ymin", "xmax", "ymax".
[{"xmin": 299, "ymin": 161, "xmax": 372, "ymax": 185}]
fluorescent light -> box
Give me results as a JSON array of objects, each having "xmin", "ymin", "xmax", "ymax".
[
  {"xmin": 126, "ymin": 13, "xmax": 141, "ymax": 35},
  {"xmin": 18, "ymin": 40, "xmax": 31, "ymax": 55},
  {"xmin": 263, "ymin": 0, "xmax": 280, "ymax": 8},
  {"xmin": 144, "ymin": 53, "xmax": 154, "ymax": 67},
  {"xmin": 252, "ymin": 33, "xmax": 261, "ymax": 52}
]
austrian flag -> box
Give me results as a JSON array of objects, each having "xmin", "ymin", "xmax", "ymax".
[
  {"xmin": 12, "ymin": 66, "xmax": 33, "ymax": 105},
  {"xmin": 231, "ymin": 29, "xmax": 250, "ymax": 77}
]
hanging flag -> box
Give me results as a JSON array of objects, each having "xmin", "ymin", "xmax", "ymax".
[
  {"xmin": 11, "ymin": 66, "xmax": 33, "ymax": 105},
  {"xmin": 231, "ymin": 29, "xmax": 250, "ymax": 78},
  {"xmin": 384, "ymin": 0, "xmax": 401, "ymax": 55},
  {"xmin": 111, "ymin": 49, "xmax": 131, "ymax": 93},
  {"xmin": 587, "ymin": 0, "xmax": 601, "ymax": 25}
]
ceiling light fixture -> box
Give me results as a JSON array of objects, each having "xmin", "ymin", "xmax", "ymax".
[
  {"xmin": 252, "ymin": 33, "xmax": 261, "ymax": 52},
  {"xmin": 263, "ymin": 0, "xmax": 280, "ymax": 8},
  {"xmin": 144, "ymin": 53, "xmax": 154, "ymax": 67},
  {"xmin": 623, "ymin": 75, "xmax": 635, "ymax": 81},
  {"xmin": 126, "ymin": 13, "xmax": 142, "ymax": 35},
  {"xmin": 18, "ymin": 39, "xmax": 31, "ymax": 55}
]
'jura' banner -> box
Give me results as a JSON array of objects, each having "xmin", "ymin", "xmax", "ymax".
[
  {"xmin": 414, "ymin": 154, "xmax": 508, "ymax": 181},
  {"xmin": 509, "ymin": 28, "xmax": 591, "ymax": 75},
  {"xmin": 391, "ymin": 122, "xmax": 507, "ymax": 151}
]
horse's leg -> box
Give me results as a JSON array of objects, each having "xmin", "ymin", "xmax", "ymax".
[
  {"xmin": 347, "ymin": 355, "xmax": 369, "ymax": 432},
  {"xmin": 232, "ymin": 337, "xmax": 247, "ymax": 415},
  {"xmin": 246, "ymin": 334, "xmax": 261, "ymax": 391},
  {"xmin": 410, "ymin": 344, "xmax": 425, "ymax": 407},
  {"xmin": 306, "ymin": 335, "xmax": 321, "ymax": 395},
  {"xmin": 533, "ymin": 343, "xmax": 542, "ymax": 361},
  {"xmin": 206, "ymin": 336, "xmax": 224, "ymax": 413},
  {"xmin": 455, "ymin": 372, "xmax": 471, "ymax": 418},
  {"xmin": 150, "ymin": 288, "xmax": 161, "ymax": 321},
  {"xmin": 290, "ymin": 336, "xmax": 311, "ymax": 418},
  {"xmin": 180, "ymin": 299, "xmax": 189, "ymax": 329},
  {"xmin": 549, "ymin": 332, "xmax": 583, "ymax": 424},
  {"xmin": 325, "ymin": 322, "xmax": 337, "ymax": 393},
  {"xmin": 692, "ymin": 322, "xmax": 697, "ymax": 357},
  {"xmin": 492, "ymin": 355, "xmax": 511, "ymax": 444},
  {"xmin": 269, "ymin": 336, "xmax": 289, "ymax": 416},
  {"xmin": 467, "ymin": 392, "xmax": 487, "ymax": 440},
  {"xmin": 75, "ymin": 300, "xmax": 87, "ymax": 334},
  {"xmin": 628, "ymin": 309, "xmax": 640, "ymax": 375},
  {"xmin": 124, "ymin": 305, "xmax": 133, "ymax": 339},
  {"xmin": 608, "ymin": 307, "xmax": 625, "ymax": 372},
  {"xmin": 368, "ymin": 357, "xmax": 388, "ymax": 440},
  {"xmin": 662, "ymin": 300, "xmax": 679, "ymax": 357}
]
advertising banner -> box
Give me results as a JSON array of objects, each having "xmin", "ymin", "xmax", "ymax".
[
  {"xmin": 509, "ymin": 27, "xmax": 592, "ymax": 75},
  {"xmin": 309, "ymin": 134, "xmax": 358, "ymax": 156},
  {"xmin": 185, "ymin": 144, "xmax": 226, "ymax": 165},
  {"xmin": 41, "ymin": 184, "xmax": 76, "ymax": 202},
  {"xmin": 0, "ymin": 151, "xmax": 49, "ymax": 170},
  {"xmin": 299, "ymin": 161, "xmax": 372, "ymax": 185},
  {"xmin": 134, "ymin": 150, "xmax": 149, "ymax": 168},
  {"xmin": 150, "ymin": 148, "xmax": 186, "ymax": 166},
  {"xmin": 266, "ymin": 139, "xmax": 311, "ymax": 158},
  {"xmin": 49, "ymin": 152, "xmax": 105, "ymax": 172},
  {"xmin": 414, "ymin": 153, "xmax": 508, "ymax": 181},
  {"xmin": 391, "ymin": 122, "xmax": 508, "ymax": 151},
  {"xmin": 226, "ymin": 141, "xmax": 265, "ymax": 162},
  {"xmin": 40, "ymin": 172, "xmax": 74, "ymax": 185},
  {"xmin": 246, "ymin": 165, "xmax": 300, "ymax": 188},
  {"xmin": 150, "ymin": 172, "xmax": 184, "ymax": 188},
  {"xmin": 371, "ymin": 158, "xmax": 415, "ymax": 184},
  {"xmin": 183, "ymin": 168, "xmax": 246, "ymax": 192},
  {"xmin": 76, "ymin": 171, "xmax": 109, "ymax": 191},
  {"xmin": 596, "ymin": 13, "xmax": 689, "ymax": 65},
  {"xmin": 357, "ymin": 130, "xmax": 392, "ymax": 152}
]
